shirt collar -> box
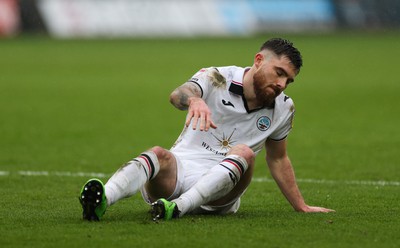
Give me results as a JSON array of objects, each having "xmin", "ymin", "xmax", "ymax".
[
  {"xmin": 228, "ymin": 67, "xmax": 250, "ymax": 96},
  {"xmin": 228, "ymin": 67, "xmax": 276, "ymax": 111}
]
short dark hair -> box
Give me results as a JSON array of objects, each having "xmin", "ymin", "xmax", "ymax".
[{"xmin": 260, "ymin": 38, "xmax": 303, "ymax": 73}]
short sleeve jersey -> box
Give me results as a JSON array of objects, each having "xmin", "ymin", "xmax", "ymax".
[{"xmin": 170, "ymin": 66, "xmax": 295, "ymax": 164}]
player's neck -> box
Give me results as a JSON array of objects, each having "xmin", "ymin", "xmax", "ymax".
[{"xmin": 242, "ymin": 68, "xmax": 261, "ymax": 111}]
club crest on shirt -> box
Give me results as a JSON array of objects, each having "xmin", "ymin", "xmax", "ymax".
[{"xmin": 256, "ymin": 116, "xmax": 271, "ymax": 131}]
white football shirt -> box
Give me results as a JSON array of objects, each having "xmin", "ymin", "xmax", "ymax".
[{"xmin": 170, "ymin": 66, "xmax": 295, "ymax": 166}]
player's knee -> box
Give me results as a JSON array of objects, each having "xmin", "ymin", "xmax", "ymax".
[
  {"xmin": 149, "ymin": 146, "xmax": 174, "ymax": 167},
  {"xmin": 228, "ymin": 144, "xmax": 255, "ymax": 166},
  {"xmin": 149, "ymin": 146, "xmax": 166, "ymax": 157}
]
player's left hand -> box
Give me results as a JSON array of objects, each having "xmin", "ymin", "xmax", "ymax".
[
  {"xmin": 298, "ymin": 205, "xmax": 335, "ymax": 213},
  {"xmin": 186, "ymin": 97, "xmax": 217, "ymax": 131}
]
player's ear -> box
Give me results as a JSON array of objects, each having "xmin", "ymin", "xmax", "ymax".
[{"xmin": 254, "ymin": 53, "xmax": 264, "ymax": 68}]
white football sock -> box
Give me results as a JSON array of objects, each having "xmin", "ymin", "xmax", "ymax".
[
  {"xmin": 173, "ymin": 155, "xmax": 248, "ymax": 216},
  {"xmin": 105, "ymin": 151, "xmax": 160, "ymax": 206}
]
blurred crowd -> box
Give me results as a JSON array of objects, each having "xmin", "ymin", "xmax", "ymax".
[{"xmin": 1, "ymin": 0, "xmax": 399, "ymax": 38}]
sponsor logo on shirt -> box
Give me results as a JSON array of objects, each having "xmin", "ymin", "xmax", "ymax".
[
  {"xmin": 201, "ymin": 142, "xmax": 228, "ymax": 156},
  {"xmin": 201, "ymin": 129, "xmax": 237, "ymax": 156}
]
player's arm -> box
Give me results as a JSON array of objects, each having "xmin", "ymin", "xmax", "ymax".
[
  {"xmin": 169, "ymin": 82, "xmax": 217, "ymax": 131},
  {"xmin": 265, "ymin": 138, "xmax": 335, "ymax": 213}
]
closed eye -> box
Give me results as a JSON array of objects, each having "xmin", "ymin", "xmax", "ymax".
[{"xmin": 276, "ymin": 68, "xmax": 294, "ymax": 85}]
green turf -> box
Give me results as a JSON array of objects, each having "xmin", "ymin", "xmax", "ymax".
[{"xmin": 1, "ymin": 33, "xmax": 399, "ymax": 247}]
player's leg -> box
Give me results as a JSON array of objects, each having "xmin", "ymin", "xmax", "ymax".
[
  {"xmin": 141, "ymin": 146, "xmax": 178, "ymax": 202},
  {"xmin": 151, "ymin": 144, "xmax": 255, "ymax": 220},
  {"xmin": 172, "ymin": 144, "xmax": 254, "ymax": 216},
  {"xmin": 105, "ymin": 146, "xmax": 177, "ymax": 205},
  {"xmin": 79, "ymin": 146, "xmax": 177, "ymax": 221}
]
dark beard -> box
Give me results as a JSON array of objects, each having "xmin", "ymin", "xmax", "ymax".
[{"xmin": 254, "ymin": 83, "xmax": 280, "ymax": 108}]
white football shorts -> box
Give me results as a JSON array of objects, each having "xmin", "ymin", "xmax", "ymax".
[{"xmin": 140, "ymin": 152, "xmax": 243, "ymax": 215}]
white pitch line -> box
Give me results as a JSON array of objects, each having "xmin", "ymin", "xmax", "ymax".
[
  {"xmin": 53, "ymin": 171, "xmax": 110, "ymax": 178},
  {"xmin": 16, "ymin": 170, "xmax": 111, "ymax": 178},
  {"xmin": 18, "ymin": 171, "xmax": 49, "ymax": 176},
  {"xmin": 0, "ymin": 171, "xmax": 10, "ymax": 176},
  {"xmin": 1, "ymin": 170, "xmax": 399, "ymax": 187},
  {"xmin": 252, "ymin": 177, "xmax": 400, "ymax": 187}
]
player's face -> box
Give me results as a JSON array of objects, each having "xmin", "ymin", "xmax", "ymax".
[{"xmin": 253, "ymin": 52, "xmax": 297, "ymax": 107}]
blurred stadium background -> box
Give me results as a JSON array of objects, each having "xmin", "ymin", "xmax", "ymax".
[
  {"xmin": 1, "ymin": 0, "xmax": 400, "ymax": 38},
  {"xmin": 1, "ymin": 2, "xmax": 400, "ymax": 247}
]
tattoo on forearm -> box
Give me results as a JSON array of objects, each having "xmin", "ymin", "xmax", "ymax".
[
  {"xmin": 185, "ymin": 82, "xmax": 201, "ymax": 96},
  {"xmin": 178, "ymin": 92, "xmax": 189, "ymax": 110},
  {"xmin": 172, "ymin": 82, "xmax": 202, "ymax": 110}
]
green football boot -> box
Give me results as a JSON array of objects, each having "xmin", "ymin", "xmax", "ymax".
[
  {"xmin": 79, "ymin": 178, "xmax": 107, "ymax": 221},
  {"xmin": 151, "ymin": 198, "xmax": 180, "ymax": 221}
]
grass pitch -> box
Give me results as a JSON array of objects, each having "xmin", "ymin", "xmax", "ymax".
[{"xmin": 0, "ymin": 33, "xmax": 399, "ymax": 247}]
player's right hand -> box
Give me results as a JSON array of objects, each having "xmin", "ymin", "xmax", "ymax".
[{"xmin": 186, "ymin": 97, "xmax": 217, "ymax": 131}]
